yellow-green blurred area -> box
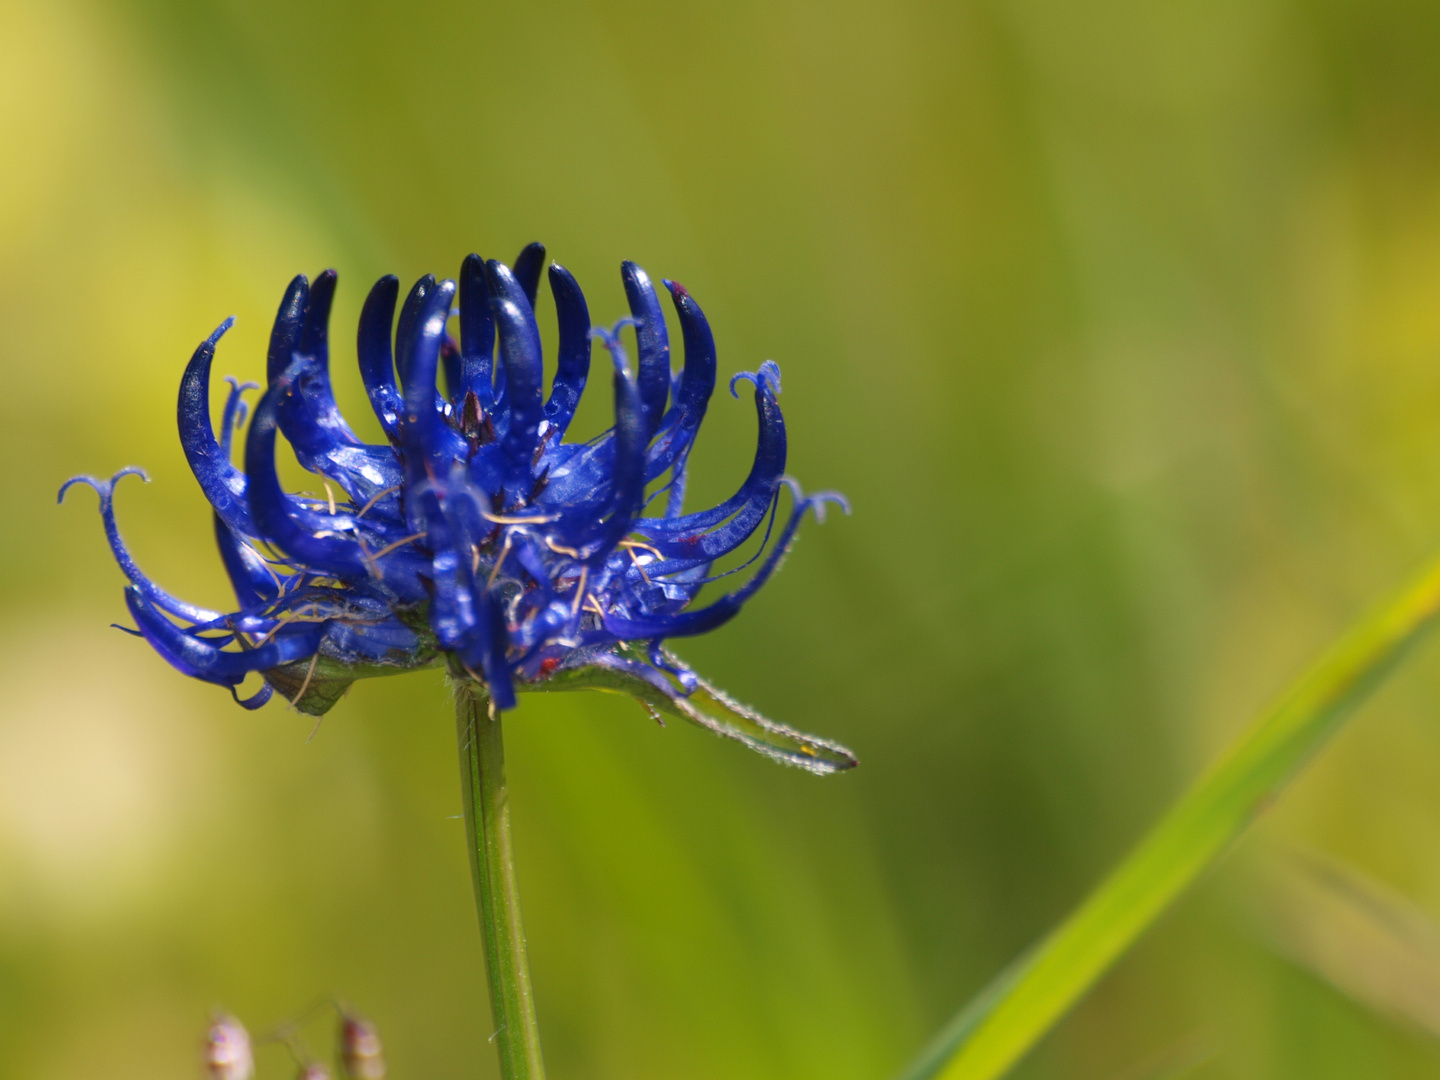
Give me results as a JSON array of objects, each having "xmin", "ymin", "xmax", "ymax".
[{"xmin": 14, "ymin": 0, "xmax": 1440, "ymax": 1076}]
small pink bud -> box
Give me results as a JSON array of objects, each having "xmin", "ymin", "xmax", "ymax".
[
  {"xmin": 203, "ymin": 1014, "xmax": 254, "ymax": 1080},
  {"xmin": 339, "ymin": 1014, "xmax": 385, "ymax": 1080}
]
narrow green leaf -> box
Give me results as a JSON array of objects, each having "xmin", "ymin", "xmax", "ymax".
[
  {"xmin": 902, "ymin": 550, "xmax": 1440, "ymax": 1080},
  {"xmin": 527, "ymin": 648, "xmax": 859, "ymax": 775}
]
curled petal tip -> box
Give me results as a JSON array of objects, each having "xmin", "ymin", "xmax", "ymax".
[
  {"xmin": 230, "ymin": 682, "xmax": 274, "ymax": 709},
  {"xmin": 588, "ymin": 317, "xmax": 640, "ymax": 373},
  {"xmin": 811, "ymin": 491, "xmax": 851, "ymax": 522},
  {"xmin": 588, "ymin": 316, "xmax": 640, "ymax": 341},
  {"xmin": 57, "ymin": 466, "xmax": 149, "ymax": 504},
  {"xmin": 513, "ymin": 241, "xmax": 546, "ymax": 306},
  {"xmin": 56, "ymin": 475, "xmax": 98, "ymax": 504},
  {"xmin": 728, "ymin": 361, "xmax": 783, "ymax": 398},
  {"xmin": 780, "ymin": 476, "xmax": 849, "ymax": 521},
  {"xmin": 114, "ymin": 465, "xmax": 151, "ymax": 486},
  {"xmin": 206, "ymin": 316, "xmax": 236, "ymax": 347}
]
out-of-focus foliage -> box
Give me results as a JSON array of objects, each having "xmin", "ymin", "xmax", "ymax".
[{"xmin": 9, "ymin": 0, "xmax": 1440, "ymax": 1076}]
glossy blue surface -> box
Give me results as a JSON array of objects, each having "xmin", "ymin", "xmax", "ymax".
[{"xmin": 63, "ymin": 248, "xmax": 845, "ymax": 722}]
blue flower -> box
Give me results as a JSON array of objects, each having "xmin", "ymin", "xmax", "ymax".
[{"xmin": 63, "ymin": 246, "xmax": 856, "ymax": 773}]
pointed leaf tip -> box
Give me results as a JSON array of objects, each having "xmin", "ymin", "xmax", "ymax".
[{"xmin": 524, "ymin": 653, "xmax": 858, "ymax": 775}]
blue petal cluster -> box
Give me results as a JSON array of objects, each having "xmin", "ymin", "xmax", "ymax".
[{"xmin": 63, "ymin": 246, "xmax": 846, "ymax": 726}]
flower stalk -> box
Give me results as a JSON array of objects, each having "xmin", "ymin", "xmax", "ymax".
[{"xmin": 454, "ymin": 677, "xmax": 545, "ymax": 1080}]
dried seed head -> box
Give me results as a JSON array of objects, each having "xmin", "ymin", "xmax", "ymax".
[
  {"xmin": 339, "ymin": 1014, "xmax": 385, "ymax": 1080},
  {"xmin": 204, "ymin": 1015, "xmax": 254, "ymax": 1080}
]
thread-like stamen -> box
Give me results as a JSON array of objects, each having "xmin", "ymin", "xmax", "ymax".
[
  {"xmin": 291, "ymin": 651, "xmax": 321, "ymax": 709},
  {"xmin": 482, "ymin": 512, "xmax": 559, "ymax": 525},
  {"xmin": 570, "ymin": 566, "xmax": 589, "ymax": 617},
  {"xmin": 259, "ymin": 558, "xmax": 285, "ymax": 592},
  {"xmin": 487, "ymin": 536, "xmax": 512, "ymax": 587},
  {"xmin": 251, "ymin": 604, "xmax": 324, "ymax": 647},
  {"xmin": 355, "ymin": 484, "xmax": 401, "ymax": 518},
  {"xmin": 626, "ymin": 546, "xmax": 653, "ymax": 584},
  {"xmin": 355, "ymin": 537, "xmax": 381, "ymax": 579},
  {"xmin": 370, "ymin": 532, "xmax": 425, "ymax": 561},
  {"xmin": 619, "ymin": 539, "xmax": 663, "ymax": 559},
  {"xmin": 321, "ymin": 480, "xmax": 338, "ymax": 516},
  {"xmin": 546, "ymin": 536, "xmax": 583, "ymax": 558}
]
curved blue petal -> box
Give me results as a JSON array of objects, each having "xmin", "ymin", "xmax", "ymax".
[
  {"xmin": 358, "ymin": 274, "xmax": 402, "ymax": 435},
  {"xmin": 244, "ymin": 379, "xmax": 427, "ymax": 597},
  {"xmin": 395, "ymin": 274, "xmax": 436, "ymax": 391},
  {"xmin": 622, "ymin": 261, "xmax": 671, "ymax": 437},
  {"xmin": 295, "ymin": 269, "xmax": 361, "ymax": 442},
  {"xmin": 232, "ymin": 682, "xmax": 274, "ymax": 710},
  {"xmin": 178, "ymin": 317, "xmax": 254, "ymax": 534},
  {"xmin": 398, "ymin": 277, "xmax": 464, "ymax": 478},
  {"xmin": 60, "ymin": 469, "xmax": 225, "ymax": 623},
  {"xmin": 273, "ymin": 272, "xmax": 403, "ymax": 504},
  {"xmin": 603, "ymin": 484, "xmax": 835, "ymax": 640},
  {"xmin": 418, "ymin": 471, "xmax": 516, "ymax": 708},
  {"xmin": 512, "ymin": 242, "xmax": 546, "ymax": 309},
  {"xmin": 213, "ymin": 512, "xmax": 280, "ymax": 610},
  {"xmin": 460, "ymin": 586, "xmax": 516, "ymax": 710},
  {"xmin": 125, "ymin": 586, "xmax": 325, "ymax": 685},
  {"xmin": 282, "ymin": 268, "xmax": 364, "ymax": 448},
  {"xmin": 635, "ymin": 372, "xmax": 786, "ymax": 550},
  {"xmin": 543, "ymin": 263, "xmax": 591, "ymax": 436},
  {"xmin": 442, "ymin": 333, "xmax": 467, "ymax": 409},
  {"xmin": 219, "ymin": 377, "xmax": 258, "ymax": 458},
  {"xmin": 486, "ymin": 260, "xmax": 544, "ymax": 503},
  {"xmin": 646, "ymin": 280, "xmax": 718, "ymax": 514},
  {"xmin": 578, "ymin": 324, "xmax": 648, "ymax": 558},
  {"xmin": 425, "ymin": 504, "xmax": 481, "ymax": 654},
  {"xmin": 458, "ymin": 253, "xmax": 496, "ymax": 409},
  {"xmin": 266, "ymin": 275, "xmax": 308, "ymax": 384}
]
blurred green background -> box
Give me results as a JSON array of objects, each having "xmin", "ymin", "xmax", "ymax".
[{"xmin": 9, "ymin": 0, "xmax": 1440, "ymax": 1076}]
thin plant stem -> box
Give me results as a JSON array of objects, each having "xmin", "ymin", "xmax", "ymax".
[
  {"xmin": 901, "ymin": 547, "xmax": 1440, "ymax": 1080},
  {"xmin": 454, "ymin": 679, "xmax": 546, "ymax": 1080}
]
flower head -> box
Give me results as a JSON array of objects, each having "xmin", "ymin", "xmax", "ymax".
[{"xmin": 63, "ymin": 246, "xmax": 855, "ymax": 772}]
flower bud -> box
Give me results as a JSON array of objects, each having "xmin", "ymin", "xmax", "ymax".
[
  {"xmin": 204, "ymin": 1014, "xmax": 254, "ymax": 1080},
  {"xmin": 339, "ymin": 1014, "xmax": 385, "ymax": 1080}
]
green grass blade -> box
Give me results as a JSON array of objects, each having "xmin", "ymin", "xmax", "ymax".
[{"xmin": 901, "ymin": 549, "xmax": 1440, "ymax": 1080}]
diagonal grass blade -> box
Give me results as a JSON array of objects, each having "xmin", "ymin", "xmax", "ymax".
[{"xmin": 900, "ymin": 549, "xmax": 1440, "ymax": 1080}]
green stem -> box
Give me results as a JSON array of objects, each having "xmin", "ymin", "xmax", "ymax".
[
  {"xmin": 902, "ymin": 547, "xmax": 1440, "ymax": 1080},
  {"xmin": 454, "ymin": 679, "xmax": 546, "ymax": 1080}
]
